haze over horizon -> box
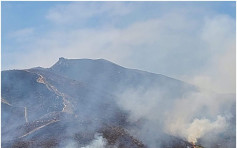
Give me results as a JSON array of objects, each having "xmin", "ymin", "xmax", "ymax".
[{"xmin": 2, "ymin": 1, "xmax": 236, "ymax": 92}]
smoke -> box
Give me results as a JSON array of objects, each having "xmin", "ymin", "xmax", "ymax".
[
  {"xmin": 59, "ymin": 132, "xmax": 108, "ymax": 148},
  {"xmin": 63, "ymin": 140, "xmax": 78, "ymax": 148},
  {"xmin": 185, "ymin": 115, "xmax": 227, "ymax": 144},
  {"xmin": 116, "ymin": 86, "xmax": 235, "ymax": 147},
  {"xmin": 82, "ymin": 133, "xmax": 108, "ymax": 148}
]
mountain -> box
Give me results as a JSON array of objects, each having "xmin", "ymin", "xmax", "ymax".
[
  {"xmin": 50, "ymin": 58, "xmax": 197, "ymax": 95},
  {"xmin": 1, "ymin": 58, "xmax": 235, "ymax": 148}
]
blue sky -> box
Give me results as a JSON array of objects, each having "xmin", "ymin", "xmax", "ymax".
[
  {"xmin": 1, "ymin": 1, "xmax": 236, "ymax": 93},
  {"xmin": 2, "ymin": 2, "xmax": 235, "ymax": 37}
]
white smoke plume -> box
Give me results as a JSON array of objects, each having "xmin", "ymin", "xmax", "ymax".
[
  {"xmin": 82, "ymin": 133, "xmax": 108, "ymax": 148},
  {"xmin": 116, "ymin": 87, "xmax": 235, "ymax": 147},
  {"xmin": 185, "ymin": 115, "xmax": 227, "ymax": 144},
  {"xmin": 61, "ymin": 133, "xmax": 108, "ymax": 148}
]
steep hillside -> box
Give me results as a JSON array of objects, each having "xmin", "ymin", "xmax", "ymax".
[{"xmin": 1, "ymin": 58, "xmax": 235, "ymax": 148}]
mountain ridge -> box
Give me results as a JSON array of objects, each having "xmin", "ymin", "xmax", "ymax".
[
  {"xmin": 2, "ymin": 57, "xmax": 199, "ymax": 91},
  {"xmin": 51, "ymin": 57, "xmax": 195, "ymax": 87},
  {"xmin": 1, "ymin": 57, "xmax": 235, "ymax": 148}
]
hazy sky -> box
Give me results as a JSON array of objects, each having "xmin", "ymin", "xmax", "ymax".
[{"xmin": 2, "ymin": 1, "xmax": 236, "ymax": 93}]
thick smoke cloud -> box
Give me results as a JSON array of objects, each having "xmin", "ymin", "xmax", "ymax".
[
  {"xmin": 185, "ymin": 115, "xmax": 227, "ymax": 143},
  {"xmin": 61, "ymin": 133, "xmax": 108, "ymax": 148},
  {"xmin": 116, "ymin": 87, "xmax": 235, "ymax": 147},
  {"xmin": 82, "ymin": 134, "xmax": 108, "ymax": 148}
]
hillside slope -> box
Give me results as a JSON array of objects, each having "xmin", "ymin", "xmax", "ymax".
[{"xmin": 2, "ymin": 58, "xmax": 235, "ymax": 148}]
